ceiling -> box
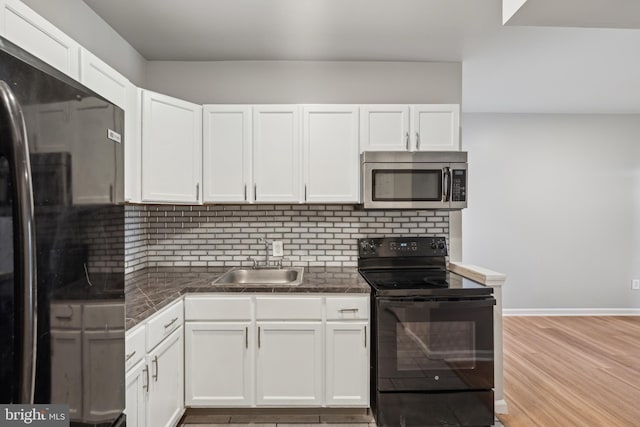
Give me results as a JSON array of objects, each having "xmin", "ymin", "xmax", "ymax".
[
  {"xmin": 81, "ymin": 0, "xmax": 640, "ymax": 113},
  {"xmin": 83, "ymin": 0, "xmax": 502, "ymax": 62}
]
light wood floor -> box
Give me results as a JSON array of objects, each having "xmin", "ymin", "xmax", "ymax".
[{"xmin": 497, "ymin": 316, "xmax": 640, "ymax": 427}]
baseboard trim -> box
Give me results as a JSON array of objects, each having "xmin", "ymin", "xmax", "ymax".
[
  {"xmin": 495, "ymin": 399, "xmax": 508, "ymax": 415},
  {"xmin": 503, "ymin": 308, "xmax": 640, "ymax": 316}
]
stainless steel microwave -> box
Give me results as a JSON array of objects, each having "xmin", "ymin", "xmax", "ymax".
[{"xmin": 361, "ymin": 151, "xmax": 467, "ymax": 209}]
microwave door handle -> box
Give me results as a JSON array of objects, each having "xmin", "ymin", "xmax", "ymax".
[
  {"xmin": 0, "ymin": 81, "xmax": 37, "ymax": 404},
  {"xmin": 444, "ymin": 167, "xmax": 452, "ymax": 202},
  {"xmin": 441, "ymin": 167, "xmax": 448, "ymax": 202}
]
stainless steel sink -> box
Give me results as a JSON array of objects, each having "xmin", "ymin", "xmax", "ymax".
[{"xmin": 212, "ymin": 267, "xmax": 304, "ymax": 286}]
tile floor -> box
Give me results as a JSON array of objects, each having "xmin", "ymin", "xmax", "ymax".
[{"xmin": 179, "ymin": 412, "xmax": 505, "ymax": 426}]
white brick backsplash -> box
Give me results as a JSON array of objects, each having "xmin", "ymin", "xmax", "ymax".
[{"xmin": 124, "ymin": 204, "xmax": 449, "ymax": 269}]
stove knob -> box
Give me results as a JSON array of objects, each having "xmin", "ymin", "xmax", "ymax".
[
  {"xmin": 438, "ymin": 242, "xmax": 445, "ymax": 250},
  {"xmin": 430, "ymin": 242, "xmax": 437, "ymax": 250}
]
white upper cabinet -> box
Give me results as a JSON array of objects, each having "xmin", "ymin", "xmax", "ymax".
[
  {"xmin": 410, "ymin": 104, "xmax": 460, "ymax": 151},
  {"xmin": 360, "ymin": 105, "xmax": 410, "ymax": 152},
  {"xmin": 303, "ymin": 105, "xmax": 359, "ymax": 203},
  {"xmin": 79, "ymin": 48, "xmax": 129, "ymax": 110},
  {"xmin": 252, "ymin": 105, "xmax": 301, "ymax": 203},
  {"xmin": 141, "ymin": 90, "xmax": 202, "ymax": 204},
  {"xmin": 202, "ymin": 105, "xmax": 252, "ymax": 203},
  {"xmin": 360, "ymin": 104, "xmax": 460, "ymax": 152},
  {"xmin": 0, "ymin": 0, "xmax": 80, "ymax": 79}
]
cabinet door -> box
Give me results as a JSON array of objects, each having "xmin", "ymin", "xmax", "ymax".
[
  {"xmin": 410, "ymin": 104, "xmax": 460, "ymax": 151},
  {"xmin": 185, "ymin": 322, "xmax": 253, "ymax": 406},
  {"xmin": 202, "ymin": 106, "xmax": 252, "ymax": 202},
  {"xmin": 147, "ymin": 327, "xmax": 184, "ymax": 427},
  {"xmin": 256, "ymin": 322, "xmax": 322, "ymax": 406},
  {"xmin": 325, "ymin": 322, "xmax": 369, "ymax": 407},
  {"xmin": 252, "ymin": 106, "xmax": 301, "ymax": 202},
  {"xmin": 79, "ymin": 48, "xmax": 129, "ymax": 109},
  {"xmin": 0, "ymin": 0, "xmax": 79, "ymax": 79},
  {"xmin": 141, "ymin": 90, "xmax": 202, "ymax": 203},
  {"xmin": 125, "ymin": 361, "xmax": 148, "ymax": 427},
  {"xmin": 303, "ymin": 106, "xmax": 359, "ymax": 203},
  {"xmin": 82, "ymin": 329, "xmax": 126, "ymax": 423},
  {"xmin": 359, "ymin": 105, "xmax": 410, "ymax": 152},
  {"xmin": 50, "ymin": 330, "xmax": 82, "ymax": 420}
]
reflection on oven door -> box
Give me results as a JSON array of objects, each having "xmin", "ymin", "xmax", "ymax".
[{"xmin": 376, "ymin": 299, "xmax": 494, "ymax": 392}]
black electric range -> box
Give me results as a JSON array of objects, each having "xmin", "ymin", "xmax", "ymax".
[{"xmin": 359, "ymin": 237, "xmax": 495, "ymax": 427}]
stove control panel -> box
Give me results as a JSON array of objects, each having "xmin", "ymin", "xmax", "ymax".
[{"xmin": 358, "ymin": 237, "xmax": 447, "ymax": 257}]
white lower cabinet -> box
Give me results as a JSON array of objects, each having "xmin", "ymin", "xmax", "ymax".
[
  {"xmin": 325, "ymin": 322, "xmax": 369, "ymax": 406},
  {"xmin": 125, "ymin": 300, "xmax": 184, "ymax": 427},
  {"xmin": 183, "ymin": 294, "xmax": 369, "ymax": 409},
  {"xmin": 185, "ymin": 322, "xmax": 253, "ymax": 406},
  {"xmin": 125, "ymin": 360, "xmax": 148, "ymax": 427},
  {"xmin": 147, "ymin": 327, "xmax": 184, "ymax": 427},
  {"xmin": 256, "ymin": 322, "xmax": 323, "ymax": 406}
]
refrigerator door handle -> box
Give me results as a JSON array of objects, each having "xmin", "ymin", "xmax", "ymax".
[{"xmin": 0, "ymin": 80, "xmax": 37, "ymax": 404}]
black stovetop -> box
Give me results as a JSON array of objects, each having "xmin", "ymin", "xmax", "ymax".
[
  {"xmin": 359, "ymin": 268, "xmax": 492, "ymax": 297},
  {"xmin": 358, "ymin": 237, "xmax": 493, "ymax": 298}
]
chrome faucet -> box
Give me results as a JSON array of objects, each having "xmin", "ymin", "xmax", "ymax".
[
  {"xmin": 259, "ymin": 237, "xmax": 272, "ymax": 267},
  {"xmin": 248, "ymin": 238, "xmax": 283, "ymax": 269}
]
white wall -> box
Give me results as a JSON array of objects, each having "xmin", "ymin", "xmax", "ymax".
[
  {"xmin": 145, "ymin": 60, "xmax": 461, "ymax": 104},
  {"xmin": 461, "ymin": 113, "xmax": 640, "ymax": 310},
  {"xmin": 21, "ymin": 0, "xmax": 147, "ymax": 85}
]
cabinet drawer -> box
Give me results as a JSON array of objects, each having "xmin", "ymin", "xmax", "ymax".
[
  {"xmin": 50, "ymin": 303, "xmax": 82, "ymax": 329},
  {"xmin": 147, "ymin": 300, "xmax": 183, "ymax": 351},
  {"xmin": 125, "ymin": 325, "xmax": 145, "ymax": 371},
  {"xmin": 326, "ymin": 296, "xmax": 369, "ymax": 320},
  {"xmin": 256, "ymin": 297, "xmax": 322, "ymax": 320},
  {"xmin": 185, "ymin": 296, "xmax": 252, "ymax": 321}
]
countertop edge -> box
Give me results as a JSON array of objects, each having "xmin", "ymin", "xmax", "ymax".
[{"xmin": 448, "ymin": 262, "xmax": 507, "ymax": 287}]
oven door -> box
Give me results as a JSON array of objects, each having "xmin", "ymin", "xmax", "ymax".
[{"xmin": 376, "ymin": 296, "xmax": 494, "ymax": 392}]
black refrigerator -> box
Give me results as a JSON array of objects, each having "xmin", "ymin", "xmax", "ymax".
[{"xmin": 0, "ymin": 36, "xmax": 125, "ymax": 426}]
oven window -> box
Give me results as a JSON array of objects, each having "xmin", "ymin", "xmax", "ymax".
[
  {"xmin": 372, "ymin": 170, "xmax": 442, "ymax": 201},
  {"xmin": 397, "ymin": 321, "xmax": 476, "ymax": 371}
]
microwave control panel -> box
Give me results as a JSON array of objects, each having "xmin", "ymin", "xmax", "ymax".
[
  {"xmin": 358, "ymin": 237, "xmax": 447, "ymax": 257},
  {"xmin": 451, "ymin": 169, "xmax": 467, "ymax": 202}
]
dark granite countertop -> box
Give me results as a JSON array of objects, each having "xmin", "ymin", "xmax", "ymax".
[{"xmin": 125, "ymin": 266, "xmax": 370, "ymax": 329}]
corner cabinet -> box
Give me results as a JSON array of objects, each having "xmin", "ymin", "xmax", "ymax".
[
  {"xmin": 125, "ymin": 300, "xmax": 184, "ymax": 427},
  {"xmin": 303, "ymin": 106, "xmax": 359, "ymax": 203},
  {"xmin": 141, "ymin": 90, "xmax": 202, "ymax": 204},
  {"xmin": 360, "ymin": 104, "xmax": 460, "ymax": 152}
]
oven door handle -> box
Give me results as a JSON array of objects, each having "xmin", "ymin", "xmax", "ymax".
[{"xmin": 378, "ymin": 298, "xmax": 495, "ymax": 309}]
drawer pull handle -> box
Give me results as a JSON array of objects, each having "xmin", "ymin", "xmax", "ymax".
[
  {"xmin": 245, "ymin": 327, "xmax": 248, "ymax": 349},
  {"xmin": 143, "ymin": 365, "xmax": 149, "ymax": 392},
  {"xmin": 339, "ymin": 308, "xmax": 359, "ymax": 313},
  {"xmin": 152, "ymin": 355, "xmax": 158, "ymax": 381},
  {"xmin": 364, "ymin": 325, "xmax": 367, "ymax": 348},
  {"xmin": 55, "ymin": 315, "xmax": 72, "ymax": 320},
  {"xmin": 164, "ymin": 317, "xmax": 178, "ymax": 329},
  {"xmin": 125, "ymin": 351, "xmax": 136, "ymax": 361},
  {"xmin": 258, "ymin": 326, "xmax": 261, "ymax": 348}
]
